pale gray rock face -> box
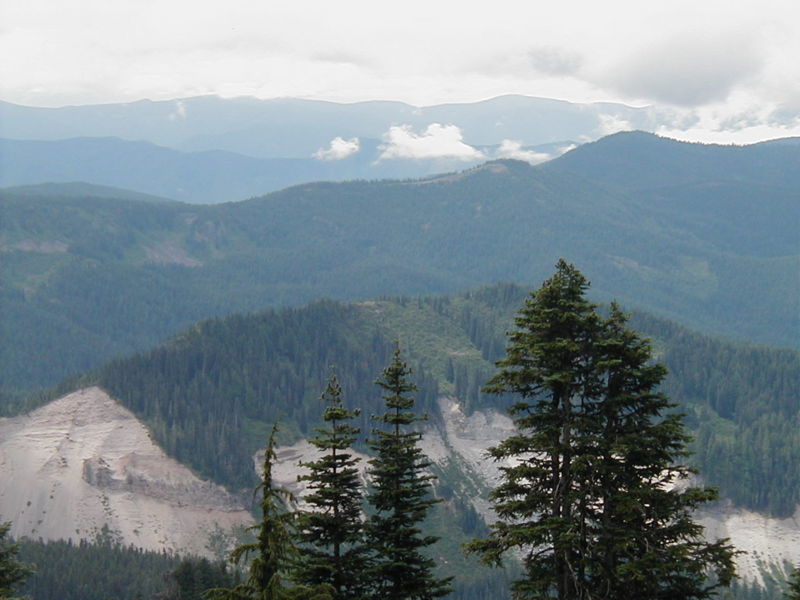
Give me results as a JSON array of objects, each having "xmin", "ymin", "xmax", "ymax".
[
  {"xmin": 275, "ymin": 396, "xmax": 800, "ymax": 585},
  {"xmin": 2, "ymin": 387, "xmax": 796, "ymax": 582},
  {"xmin": 0, "ymin": 387, "xmax": 253, "ymax": 556}
]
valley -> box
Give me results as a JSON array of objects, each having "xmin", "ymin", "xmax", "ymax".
[
  {"xmin": 1, "ymin": 125, "xmax": 798, "ymax": 600},
  {"xmin": 2, "ymin": 132, "xmax": 797, "ymax": 401}
]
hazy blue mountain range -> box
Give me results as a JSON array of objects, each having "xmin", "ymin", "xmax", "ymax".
[
  {"xmin": 0, "ymin": 137, "xmax": 563, "ymax": 204},
  {"xmin": 2, "ymin": 132, "xmax": 797, "ymax": 397},
  {"xmin": 544, "ymin": 132, "xmax": 800, "ymax": 258},
  {"xmin": 0, "ymin": 95, "xmax": 667, "ymax": 159},
  {"xmin": 0, "ymin": 181, "xmax": 174, "ymax": 203},
  {"xmin": 548, "ymin": 131, "xmax": 800, "ymax": 191}
]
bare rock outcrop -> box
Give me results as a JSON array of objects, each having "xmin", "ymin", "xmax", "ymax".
[{"xmin": 0, "ymin": 387, "xmax": 252, "ymax": 556}]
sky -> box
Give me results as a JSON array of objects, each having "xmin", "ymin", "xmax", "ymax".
[{"xmin": 1, "ymin": 0, "xmax": 799, "ymax": 144}]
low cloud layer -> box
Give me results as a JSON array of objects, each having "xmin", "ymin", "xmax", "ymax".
[
  {"xmin": 494, "ymin": 140, "xmax": 553, "ymax": 165},
  {"xmin": 493, "ymin": 140, "xmax": 577, "ymax": 165},
  {"xmin": 168, "ymin": 100, "xmax": 187, "ymax": 121},
  {"xmin": 378, "ymin": 124, "xmax": 485, "ymax": 161},
  {"xmin": 313, "ymin": 137, "xmax": 360, "ymax": 161},
  {"xmin": 595, "ymin": 114, "xmax": 636, "ymax": 137}
]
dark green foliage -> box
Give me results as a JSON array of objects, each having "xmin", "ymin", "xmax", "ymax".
[
  {"xmin": 294, "ymin": 372, "xmax": 370, "ymax": 599},
  {"xmin": 467, "ymin": 261, "xmax": 737, "ymax": 600},
  {"xmin": 466, "ymin": 261, "xmax": 602, "ymax": 599},
  {"xmin": 158, "ymin": 557, "xmax": 238, "ymax": 600},
  {"xmin": 8, "ymin": 283, "xmax": 794, "ymax": 517},
  {"xmin": 207, "ymin": 425, "xmax": 332, "ymax": 600},
  {"xmin": 3, "ymin": 135, "xmax": 798, "ymax": 397},
  {"xmin": 0, "ymin": 522, "xmax": 32, "ymax": 599},
  {"xmin": 585, "ymin": 303, "xmax": 738, "ymax": 599},
  {"xmin": 786, "ymin": 567, "xmax": 800, "ymax": 600},
  {"xmin": 365, "ymin": 348, "xmax": 453, "ymax": 600},
  {"xmin": 625, "ymin": 310, "xmax": 800, "ymax": 517},
  {"xmin": 94, "ymin": 302, "xmax": 404, "ymax": 490},
  {"xmin": 15, "ymin": 536, "xmax": 179, "ymax": 600}
]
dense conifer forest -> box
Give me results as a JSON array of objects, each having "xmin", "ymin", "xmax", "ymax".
[
  {"xmin": 15, "ymin": 282, "xmax": 796, "ymax": 520},
  {"xmin": 3, "ymin": 133, "xmax": 797, "ymax": 399},
  {"xmin": 5, "ymin": 274, "xmax": 796, "ymax": 600},
  {"xmin": 14, "ymin": 536, "xmax": 236, "ymax": 600},
  {"xmin": 2, "ymin": 135, "xmax": 798, "ymax": 596}
]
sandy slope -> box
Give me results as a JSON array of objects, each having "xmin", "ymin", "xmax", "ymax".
[{"xmin": 0, "ymin": 387, "xmax": 253, "ymax": 556}]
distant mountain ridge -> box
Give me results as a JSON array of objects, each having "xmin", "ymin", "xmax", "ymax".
[
  {"xmin": 544, "ymin": 131, "xmax": 800, "ymax": 258},
  {"xmin": 1, "ymin": 132, "xmax": 797, "ymax": 396},
  {"xmin": 1, "ymin": 136, "xmax": 558, "ymax": 203},
  {"xmin": 546, "ymin": 130, "xmax": 800, "ymax": 190},
  {"xmin": 0, "ymin": 94, "xmax": 663, "ymax": 158},
  {"xmin": 1, "ymin": 181, "xmax": 175, "ymax": 203}
]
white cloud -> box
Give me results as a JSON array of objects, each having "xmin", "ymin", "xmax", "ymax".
[
  {"xmin": 556, "ymin": 143, "xmax": 578, "ymax": 155},
  {"xmin": 494, "ymin": 140, "xmax": 553, "ymax": 165},
  {"xmin": 313, "ymin": 137, "xmax": 360, "ymax": 161},
  {"xmin": 378, "ymin": 124, "xmax": 485, "ymax": 161},
  {"xmin": 595, "ymin": 114, "xmax": 636, "ymax": 138},
  {"xmin": 168, "ymin": 99, "xmax": 187, "ymax": 120},
  {"xmin": 655, "ymin": 103, "xmax": 800, "ymax": 145}
]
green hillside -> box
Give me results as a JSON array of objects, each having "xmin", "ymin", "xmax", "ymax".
[
  {"xmin": 545, "ymin": 131, "xmax": 800, "ymax": 258},
  {"xmin": 28, "ymin": 283, "xmax": 797, "ymax": 520},
  {"xmin": 546, "ymin": 131, "xmax": 800, "ymax": 192},
  {"xmin": 2, "ymin": 134, "xmax": 797, "ymax": 397}
]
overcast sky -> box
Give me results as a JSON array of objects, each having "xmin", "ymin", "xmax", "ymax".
[{"xmin": 2, "ymin": 0, "xmax": 799, "ymax": 143}]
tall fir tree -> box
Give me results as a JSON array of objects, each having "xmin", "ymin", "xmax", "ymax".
[
  {"xmin": 294, "ymin": 371, "xmax": 370, "ymax": 600},
  {"xmin": 0, "ymin": 521, "xmax": 33, "ymax": 600},
  {"xmin": 207, "ymin": 424, "xmax": 332, "ymax": 600},
  {"xmin": 364, "ymin": 347, "xmax": 453, "ymax": 600},
  {"xmin": 467, "ymin": 260, "xmax": 736, "ymax": 600},
  {"xmin": 585, "ymin": 302, "xmax": 736, "ymax": 598}
]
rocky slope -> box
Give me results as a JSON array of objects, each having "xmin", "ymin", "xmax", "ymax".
[
  {"xmin": 274, "ymin": 396, "xmax": 799, "ymax": 584},
  {"xmin": 1, "ymin": 387, "xmax": 796, "ymax": 583},
  {"xmin": 0, "ymin": 387, "xmax": 253, "ymax": 556}
]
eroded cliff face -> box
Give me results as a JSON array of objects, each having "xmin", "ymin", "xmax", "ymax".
[
  {"xmin": 273, "ymin": 396, "xmax": 800, "ymax": 585},
  {"xmin": 0, "ymin": 387, "xmax": 253, "ymax": 556},
  {"xmin": 2, "ymin": 388, "xmax": 796, "ymax": 583}
]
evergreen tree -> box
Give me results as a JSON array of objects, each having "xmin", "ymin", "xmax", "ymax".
[
  {"xmin": 206, "ymin": 425, "xmax": 332, "ymax": 600},
  {"xmin": 467, "ymin": 260, "xmax": 737, "ymax": 600},
  {"xmin": 364, "ymin": 347, "xmax": 453, "ymax": 600},
  {"xmin": 585, "ymin": 302, "xmax": 736, "ymax": 598},
  {"xmin": 158, "ymin": 558, "xmax": 236, "ymax": 600},
  {"xmin": 294, "ymin": 371, "xmax": 370, "ymax": 600},
  {"xmin": 786, "ymin": 567, "xmax": 800, "ymax": 600},
  {"xmin": 0, "ymin": 521, "xmax": 33, "ymax": 600}
]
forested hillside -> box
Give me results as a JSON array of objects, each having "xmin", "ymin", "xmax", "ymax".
[
  {"xmin": 15, "ymin": 535, "xmax": 236, "ymax": 600},
  {"xmin": 29, "ymin": 284, "xmax": 797, "ymax": 520},
  {"xmin": 2, "ymin": 132, "xmax": 797, "ymax": 398}
]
